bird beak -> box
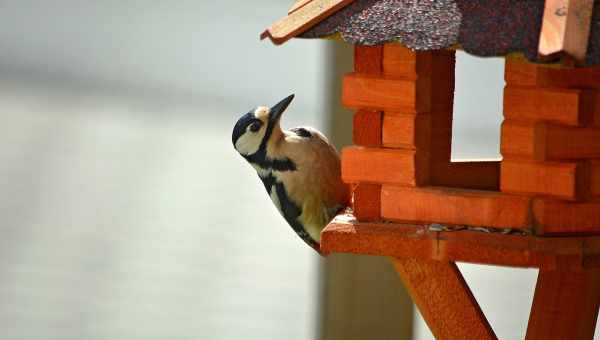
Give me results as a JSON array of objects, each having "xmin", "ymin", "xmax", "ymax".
[{"xmin": 269, "ymin": 94, "xmax": 294, "ymax": 122}]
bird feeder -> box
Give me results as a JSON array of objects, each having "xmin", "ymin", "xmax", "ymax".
[{"xmin": 262, "ymin": 1, "xmax": 600, "ymax": 339}]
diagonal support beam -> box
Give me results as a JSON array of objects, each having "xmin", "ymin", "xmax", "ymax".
[
  {"xmin": 526, "ymin": 269, "xmax": 600, "ymax": 340},
  {"xmin": 392, "ymin": 258, "xmax": 497, "ymax": 340}
]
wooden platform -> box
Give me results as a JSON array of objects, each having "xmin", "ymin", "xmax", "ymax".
[{"xmin": 321, "ymin": 213, "xmax": 600, "ymax": 270}]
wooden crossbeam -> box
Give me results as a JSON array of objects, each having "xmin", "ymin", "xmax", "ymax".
[
  {"xmin": 542, "ymin": 124, "xmax": 600, "ymax": 159},
  {"xmin": 503, "ymin": 86, "xmax": 593, "ymax": 126},
  {"xmin": 526, "ymin": 269, "xmax": 600, "ymax": 340},
  {"xmin": 382, "ymin": 112, "xmax": 431, "ymax": 149},
  {"xmin": 341, "ymin": 147, "xmax": 429, "ymax": 186},
  {"xmin": 500, "ymin": 160, "xmax": 586, "ymax": 201},
  {"xmin": 381, "ymin": 186, "xmax": 531, "ymax": 229},
  {"xmin": 506, "ymin": 56, "xmax": 600, "ymax": 88},
  {"xmin": 500, "ymin": 121, "xmax": 546, "ymax": 160},
  {"xmin": 342, "ymin": 73, "xmax": 431, "ymax": 112},
  {"xmin": 393, "ymin": 258, "xmax": 497, "ymax": 340},
  {"xmin": 501, "ymin": 121, "xmax": 600, "ymax": 161}
]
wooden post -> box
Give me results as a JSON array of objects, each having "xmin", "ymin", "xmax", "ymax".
[
  {"xmin": 347, "ymin": 45, "xmax": 383, "ymax": 222},
  {"xmin": 392, "ymin": 258, "xmax": 497, "ymax": 340},
  {"xmin": 526, "ymin": 269, "xmax": 600, "ymax": 340}
]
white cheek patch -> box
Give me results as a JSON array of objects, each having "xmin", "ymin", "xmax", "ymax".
[
  {"xmin": 234, "ymin": 129, "xmax": 263, "ymax": 155},
  {"xmin": 234, "ymin": 111, "xmax": 268, "ymax": 155}
]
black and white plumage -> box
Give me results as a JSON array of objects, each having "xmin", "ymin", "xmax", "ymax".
[{"xmin": 232, "ymin": 94, "xmax": 349, "ymax": 253}]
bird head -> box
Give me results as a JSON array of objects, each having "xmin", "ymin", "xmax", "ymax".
[{"xmin": 232, "ymin": 94, "xmax": 294, "ymax": 157}]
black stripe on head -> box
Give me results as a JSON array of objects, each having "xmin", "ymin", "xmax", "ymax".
[{"xmin": 232, "ymin": 111, "xmax": 261, "ymax": 146}]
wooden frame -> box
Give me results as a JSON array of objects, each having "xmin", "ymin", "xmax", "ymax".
[{"xmin": 322, "ymin": 215, "xmax": 600, "ymax": 340}]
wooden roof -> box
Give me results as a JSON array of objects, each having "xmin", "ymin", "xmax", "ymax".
[
  {"xmin": 260, "ymin": 0, "xmax": 354, "ymax": 45},
  {"xmin": 261, "ymin": 0, "xmax": 599, "ymax": 65}
]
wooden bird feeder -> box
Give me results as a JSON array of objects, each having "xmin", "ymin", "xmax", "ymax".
[{"xmin": 262, "ymin": 1, "xmax": 600, "ymax": 339}]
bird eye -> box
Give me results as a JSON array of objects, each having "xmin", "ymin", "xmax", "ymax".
[{"xmin": 249, "ymin": 121, "xmax": 261, "ymax": 132}]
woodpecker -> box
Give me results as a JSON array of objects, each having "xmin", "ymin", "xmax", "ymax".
[{"xmin": 232, "ymin": 94, "xmax": 349, "ymax": 253}]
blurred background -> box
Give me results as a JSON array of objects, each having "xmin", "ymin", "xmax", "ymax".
[{"xmin": 0, "ymin": 1, "xmax": 587, "ymax": 339}]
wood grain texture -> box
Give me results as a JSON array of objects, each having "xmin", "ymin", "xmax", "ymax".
[
  {"xmin": 500, "ymin": 160, "xmax": 585, "ymax": 200},
  {"xmin": 353, "ymin": 110, "xmax": 382, "ymax": 147},
  {"xmin": 288, "ymin": 0, "xmax": 313, "ymax": 14},
  {"xmin": 352, "ymin": 184, "xmax": 381, "ymax": 221},
  {"xmin": 503, "ymin": 86, "xmax": 593, "ymax": 126},
  {"xmin": 427, "ymin": 110, "xmax": 453, "ymax": 163},
  {"xmin": 502, "ymin": 121, "xmax": 600, "ymax": 161},
  {"xmin": 505, "ymin": 57, "xmax": 600, "ymax": 127},
  {"xmin": 405, "ymin": 52, "xmax": 454, "ymax": 160},
  {"xmin": 351, "ymin": 46, "xmax": 384, "ymax": 148},
  {"xmin": 500, "ymin": 121, "xmax": 546, "ymax": 160},
  {"xmin": 342, "ymin": 73, "xmax": 430, "ymax": 112},
  {"xmin": 381, "ymin": 186, "xmax": 531, "ymax": 229},
  {"xmin": 538, "ymin": 0, "xmax": 594, "ymax": 62},
  {"xmin": 533, "ymin": 199, "xmax": 600, "ymax": 234},
  {"xmin": 526, "ymin": 269, "xmax": 600, "ymax": 340},
  {"xmin": 393, "ymin": 258, "xmax": 497, "ymax": 340},
  {"xmin": 261, "ymin": 0, "xmax": 354, "ymax": 45},
  {"xmin": 592, "ymin": 161, "xmax": 600, "ymax": 197},
  {"xmin": 431, "ymin": 161, "xmax": 500, "ymax": 191},
  {"xmin": 382, "ymin": 113, "xmax": 431, "ymax": 149},
  {"xmin": 321, "ymin": 215, "xmax": 600, "ymax": 269},
  {"xmin": 506, "ymin": 55, "xmax": 600, "ymax": 88},
  {"xmin": 341, "ymin": 147, "xmax": 429, "ymax": 186},
  {"xmin": 382, "ymin": 44, "xmax": 430, "ymax": 79},
  {"xmin": 545, "ymin": 66, "xmax": 600, "ymax": 89},
  {"xmin": 355, "ymin": 45, "xmax": 383, "ymax": 75},
  {"xmin": 543, "ymin": 123, "xmax": 600, "ymax": 160},
  {"xmin": 505, "ymin": 56, "xmax": 553, "ymax": 86},
  {"xmin": 429, "ymin": 52, "xmax": 456, "ymax": 113}
]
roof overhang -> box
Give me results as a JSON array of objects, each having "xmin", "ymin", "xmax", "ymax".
[{"xmin": 260, "ymin": 0, "xmax": 355, "ymax": 45}]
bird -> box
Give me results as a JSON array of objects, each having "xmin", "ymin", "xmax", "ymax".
[{"xmin": 232, "ymin": 94, "xmax": 349, "ymax": 254}]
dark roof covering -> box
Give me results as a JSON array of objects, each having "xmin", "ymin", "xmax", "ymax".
[{"xmin": 262, "ymin": 0, "xmax": 599, "ymax": 65}]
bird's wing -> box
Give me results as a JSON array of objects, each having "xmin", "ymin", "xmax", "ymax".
[{"xmin": 280, "ymin": 127, "xmax": 350, "ymax": 211}]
